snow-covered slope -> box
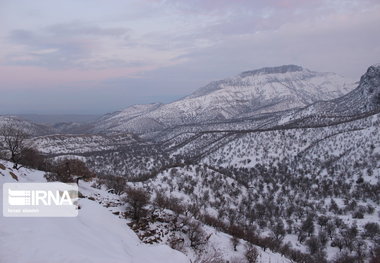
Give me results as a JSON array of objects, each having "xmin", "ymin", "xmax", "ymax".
[
  {"xmin": 151, "ymin": 64, "xmax": 380, "ymax": 146},
  {"xmin": 279, "ymin": 64, "xmax": 380, "ymax": 126},
  {"xmin": 0, "ymin": 161, "xmax": 292, "ymax": 263},
  {"xmin": 0, "ymin": 115, "xmax": 53, "ymax": 136},
  {"xmin": 30, "ymin": 133, "xmax": 168, "ymax": 178},
  {"xmin": 0, "ymin": 161, "xmax": 189, "ymax": 263},
  {"xmin": 31, "ymin": 134, "xmax": 137, "ymax": 155},
  {"xmin": 93, "ymin": 103, "xmax": 164, "ymax": 133},
  {"xmin": 165, "ymin": 65, "xmax": 380, "ymax": 169},
  {"xmin": 94, "ymin": 65, "xmax": 355, "ymax": 134},
  {"xmin": 140, "ymin": 63, "xmax": 380, "ymax": 261}
]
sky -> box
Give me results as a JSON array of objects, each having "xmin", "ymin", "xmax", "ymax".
[{"xmin": 0, "ymin": 0, "xmax": 379, "ymax": 114}]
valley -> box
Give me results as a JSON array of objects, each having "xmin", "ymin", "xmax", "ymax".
[{"xmin": 1, "ymin": 64, "xmax": 379, "ymax": 263}]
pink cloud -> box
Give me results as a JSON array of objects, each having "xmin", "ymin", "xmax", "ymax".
[{"xmin": 0, "ymin": 65, "xmax": 156, "ymax": 90}]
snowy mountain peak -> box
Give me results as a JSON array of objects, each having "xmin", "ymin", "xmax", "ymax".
[
  {"xmin": 240, "ymin": 64, "xmax": 304, "ymax": 77},
  {"xmin": 280, "ymin": 64, "xmax": 380, "ymax": 124},
  {"xmin": 93, "ymin": 65, "xmax": 356, "ymax": 134}
]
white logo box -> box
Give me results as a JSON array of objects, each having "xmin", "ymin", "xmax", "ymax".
[{"xmin": 3, "ymin": 183, "xmax": 78, "ymax": 217}]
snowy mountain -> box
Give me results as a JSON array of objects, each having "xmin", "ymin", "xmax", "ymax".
[
  {"xmin": 2, "ymin": 64, "xmax": 379, "ymax": 263},
  {"xmin": 278, "ymin": 64, "xmax": 380, "ymax": 127},
  {"xmin": 138, "ymin": 64, "xmax": 380, "ymax": 262},
  {"xmin": 161, "ymin": 64, "xmax": 380, "ymax": 158},
  {"xmin": 94, "ymin": 65, "xmax": 355, "ymax": 134}
]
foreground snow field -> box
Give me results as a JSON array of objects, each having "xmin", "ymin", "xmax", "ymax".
[
  {"xmin": 0, "ymin": 161, "xmax": 189, "ymax": 263},
  {"xmin": 0, "ymin": 160, "xmax": 292, "ymax": 263}
]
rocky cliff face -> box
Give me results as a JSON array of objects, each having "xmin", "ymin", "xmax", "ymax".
[{"xmin": 359, "ymin": 64, "xmax": 380, "ymax": 111}]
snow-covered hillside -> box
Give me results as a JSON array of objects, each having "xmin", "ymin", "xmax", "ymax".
[
  {"xmin": 278, "ymin": 64, "xmax": 380, "ymax": 126},
  {"xmin": 140, "ymin": 111, "xmax": 380, "ymax": 262},
  {"xmin": 1, "ymin": 64, "xmax": 379, "ymax": 263},
  {"xmin": 29, "ymin": 133, "xmax": 168, "ymax": 178},
  {"xmin": 0, "ymin": 161, "xmax": 292, "ymax": 263},
  {"xmin": 31, "ymin": 133, "xmax": 137, "ymax": 155},
  {"xmin": 94, "ymin": 103, "xmax": 164, "ymax": 133},
  {"xmin": 0, "ymin": 115, "xmax": 53, "ymax": 136},
  {"xmin": 0, "ymin": 160, "xmax": 189, "ymax": 263},
  {"xmin": 94, "ymin": 65, "xmax": 355, "ymax": 134}
]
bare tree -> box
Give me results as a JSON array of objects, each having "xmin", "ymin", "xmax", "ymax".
[
  {"xmin": 334, "ymin": 252, "xmax": 357, "ymax": 263},
  {"xmin": 196, "ymin": 249, "xmax": 224, "ymax": 263},
  {"xmin": 332, "ymin": 236, "xmax": 344, "ymax": 252},
  {"xmin": 45, "ymin": 159, "xmax": 95, "ymax": 183},
  {"xmin": 19, "ymin": 147, "xmax": 45, "ymax": 170},
  {"xmin": 353, "ymin": 239, "xmax": 367, "ymax": 262},
  {"xmin": 305, "ymin": 236, "xmax": 322, "ymax": 255},
  {"xmin": 124, "ymin": 187, "xmax": 150, "ymax": 223},
  {"xmin": 301, "ymin": 215, "xmax": 315, "ymax": 237},
  {"xmin": 0, "ymin": 124, "xmax": 28, "ymax": 169},
  {"xmin": 273, "ymin": 219, "xmax": 286, "ymax": 241},
  {"xmin": 245, "ymin": 244, "xmax": 259, "ymax": 263},
  {"xmin": 364, "ymin": 222, "xmax": 380, "ymax": 240},
  {"xmin": 187, "ymin": 220, "xmax": 209, "ymax": 249},
  {"xmin": 105, "ymin": 175, "xmax": 126, "ymax": 195},
  {"xmin": 326, "ymin": 221, "xmax": 336, "ymax": 240}
]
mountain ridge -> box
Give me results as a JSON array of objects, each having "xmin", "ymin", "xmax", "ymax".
[{"xmin": 94, "ymin": 65, "xmax": 355, "ymax": 134}]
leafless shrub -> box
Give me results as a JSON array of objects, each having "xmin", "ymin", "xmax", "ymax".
[
  {"xmin": 45, "ymin": 159, "xmax": 95, "ymax": 183},
  {"xmin": 124, "ymin": 187, "xmax": 151, "ymax": 223},
  {"xmin": 245, "ymin": 244, "xmax": 259, "ymax": 263},
  {"xmin": 0, "ymin": 124, "xmax": 28, "ymax": 169}
]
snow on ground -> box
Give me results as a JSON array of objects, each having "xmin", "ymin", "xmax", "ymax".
[
  {"xmin": 203, "ymin": 225, "xmax": 291, "ymax": 263},
  {"xmin": 0, "ymin": 160, "xmax": 189, "ymax": 263},
  {"xmin": 131, "ymin": 166, "xmax": 292, "ymax": 263}
]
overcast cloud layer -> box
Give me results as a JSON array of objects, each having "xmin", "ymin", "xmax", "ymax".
[{"xmin": 0, "ymin": 0, "xmax": 379, "ymax": 114}]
